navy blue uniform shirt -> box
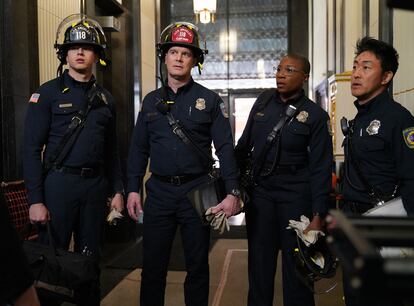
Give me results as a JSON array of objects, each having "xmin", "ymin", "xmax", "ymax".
[
  {"xmin": 23, "ymin": 70, "xmax": 123, "ymax": 204},
  {"xmin": 342, "ymin": 90, "xmax": 414, "ymax": 214},
  {"xmin": 235, "ymin": 89, "xmax": 333, "ymax": 214},
  {"xmin": 127, "ymin": 78, "xmax": 238, "ymax": 194}
]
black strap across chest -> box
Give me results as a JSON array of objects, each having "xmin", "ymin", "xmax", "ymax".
[
  {"xmin": 156, "ymin": 85, "xmax": 215, "ymax": 168},
  {"xmin": 45, "ymin": 82, "xmax": 106, "ymax": 171}
]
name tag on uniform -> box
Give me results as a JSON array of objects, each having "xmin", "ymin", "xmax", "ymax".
[{"xmin": 59, "ymin": 103, "xmax": 73, "ymax": 108}]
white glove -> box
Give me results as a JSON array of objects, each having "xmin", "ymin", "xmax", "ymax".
[
  {"xmin": 107, "ymin": 208, "xmax": 124, "ymax": 225},
  {"xmin": 205, "ymin": 207, "xmax": 230, "ymax": 234},
  {"xmin": 287, "ymin": 215, "xmax": 324, "ymax": 247}
]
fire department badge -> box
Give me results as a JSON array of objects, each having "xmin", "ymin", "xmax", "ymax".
[
  {"xmin": 403, "ymin": 127, "xmax": 414, "ymax": 149},
  {"xmin": 366, "ymin": 119, "xmax": 381, "ymax": 135},
  {"xmin": 296, "ymin": 111, "xmax": 308, "ymax": 123},
  {"xmin": 195, "ymin": 98, "xmax": 206, "ymax": 111}
]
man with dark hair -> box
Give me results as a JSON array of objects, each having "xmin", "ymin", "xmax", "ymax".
[
  {"xmin": 126, "ymin": 22, "xmax": 241, "ymax": 306},
  {"xmin": 23, "ymin": 14, "xmax": 124, "ymax": 305},
  {"xmin": 341, "ymin": 36, "xmax": 414, "ymax": 306},
  {"xmin": 354, "ymin": 36, "xmax": 399, "ymax": 74},
  {"xmin": 235, "ymin": 54, "xmax": 333, "ymax": 306}
]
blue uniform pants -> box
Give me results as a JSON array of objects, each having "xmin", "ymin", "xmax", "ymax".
[
  {"xmin": 246, "ymin": 171, "xmax": 315, "ymax": 306},
  {"xmin": 38, "ymin": 170, "xmax": 108, "ymax": 306},
  {"xmin": 140, "ymin": 176, "xmax": 211, "ymax": 306}
]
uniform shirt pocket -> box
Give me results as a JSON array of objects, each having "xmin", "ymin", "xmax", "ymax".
[
  {"xmin": 184, "ymin": 109, "xmax": 212, "ymax": 134},
  {"xmin": 144, "ymin": 111, "xmax": 166, "ymax": 132},
  {"xmin": 51, "ymin": 103, "xmax": 79, "ymax": 135},
  {"xmin": 186, "ymin": 109, "xmax": 212, "ymax": 124},
  {"xmin": 287, "ymin": 121, "xmax": 310, "ymax": 135},
  {"xmin": 358, "ymin": 136, "xmax": 385, "ymax": 152},
  {"xmin": 253, "ymin": 111, "xmax": 270, "ymax": 123},
  {"xmin": 283, "ymin": 121, "xmax": 311, "ymax": 151},
  {"xmin": 144, "ymin": 111, "xmax": 163, "ymax": 123},
  {"xmin": 93, "ymin": 105, "xmax": 113, "ymax": 125}
]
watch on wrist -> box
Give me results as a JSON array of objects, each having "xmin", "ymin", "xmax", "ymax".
[{"xmin": 229, "ymin": 189, "xmax": 241, "ymax": 197}]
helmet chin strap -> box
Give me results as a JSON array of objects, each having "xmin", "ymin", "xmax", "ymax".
[
  {"xmin": 57, "ymin": 61, "xmax": 65, "ymax": 76},
  {"xmin": 197, "ymin": 62, "xmax": 203, "ymax": 75}
]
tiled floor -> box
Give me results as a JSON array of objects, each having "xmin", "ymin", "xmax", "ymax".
[{"xmin": 100, "ymin": 239, "xmax": 345, "ymax": 306}]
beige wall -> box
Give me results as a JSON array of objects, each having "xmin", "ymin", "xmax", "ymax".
[
  {"xmin": 343, "ymin": 0, "xmax": 363, "ymax": 71},
  {"xmin": 37, "ymin": 0, "xmax": 80, "ymax": 84},
  {"xmin": 309, "ymin": 0, "xmax": 327, "ymax": 96},
  {"xmin": 393, "ymin": 9, "xmax": 414, "ymax": 113},
  {"xmin": 368, "ymin": 0, "xmax": 379, "ymax": 37},
  {"xmin": 140, "ymin": 0, "xmax": 157, "ymax": 114},
  {"xmin": 310, "ymin": 0, "xmax": 363, "ymax": 92},
  {"xmin": 140, "ymin": 0, "xmax": 158, "ymax": 197}
]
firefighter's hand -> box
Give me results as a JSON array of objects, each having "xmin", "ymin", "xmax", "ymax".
[
  {"xmin": 29, "ymin": 203, "xmax": 50, "ymax": 224},
  {"xmin": 111, "ymin": 192, "xmax": 124, "ymax": 212},
  {"xmin": 127, "ymin": 192, "xmax": 143, "ymax": 222},
  {"xmin": 212, "ymin": 195, "xmax": 240, "ymax": 217}
]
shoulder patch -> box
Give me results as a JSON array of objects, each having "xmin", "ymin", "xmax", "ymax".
[
  {"xmin": 403, "ymin": 127, "xmax": 414, "ymax": 149},
  {"xmin": 219, "ymin": 101, "xmax": 229, "ymax": 118},
  {"xmin": 29, "ymin": 93, "xmax": 40, "ymax": 103}
]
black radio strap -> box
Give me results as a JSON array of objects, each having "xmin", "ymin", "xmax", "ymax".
[
  {"xmin": 157, "ymin": 85, "xmax": 215, "ymax": 167},
  {"xmin": 252, "ymin": 102, "xmax": 302, "ymax": 179},
  {"xmin": 45, "ymin": 83, "xmax": 101, "ymax": 170},
  {"xmin": 345, "ymin": 120, "xmax": 398, "ymax": 204}
]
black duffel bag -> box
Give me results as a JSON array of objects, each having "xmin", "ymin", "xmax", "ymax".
[
  {"xmin": 187, "ymin": 168, "xmax": 226, "ymax": 224},
  {"xmin": 22, "ymin": 224, "xmax": 99, "ymax": 303}
]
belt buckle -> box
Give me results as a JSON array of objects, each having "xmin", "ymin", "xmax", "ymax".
[
  {"xmin": 80, "ymin": 167, "xmax": 93, "ymax": 177},
  {"xmin": 170, "ymin": 176, "xmax": 181, "ymax": 185}
]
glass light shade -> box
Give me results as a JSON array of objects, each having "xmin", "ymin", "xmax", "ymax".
[
  {"xmin": 193, "ymin": 0, "xmax": 217, "ymax": 13},
  {"xmin": 199, "ymin": 10, "xmax": 211, "ymax": 24}
]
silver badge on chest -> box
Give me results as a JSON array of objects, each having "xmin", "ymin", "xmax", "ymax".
[
  {"xmin": 296, "ymin": 111, "xmax": 309, "ymax": 123},
  {"xmin": 195, "ymin": 98, "xmax": 206, "ymax": 111},
  {"xmin": 366, "ymin": 119, "xmax": 381, "ymax": 135}
]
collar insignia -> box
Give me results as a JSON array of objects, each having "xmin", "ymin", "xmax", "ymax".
[
  {"xmin": 366, "ymin": 119, "xmax": 381, "ymax": 135},
  {"xmin": 296, "ymin": 111, "xmax": 309, "ymax": 123},
  {"xmin": 195, "ymin": 98, "xmax": 206, "ymax": 111}
]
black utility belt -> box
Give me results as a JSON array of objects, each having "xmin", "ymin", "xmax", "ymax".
[
  {"xmin": 152, "ymin": 173, "xmax": 206, "ymax": 186},
  {"xmin": 262, "ymin": 164, "xmax": 307, "ymax": 175},
  {"xmin": 50, "ymin": 165, "xmax": 102, "ymax": 178}
]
